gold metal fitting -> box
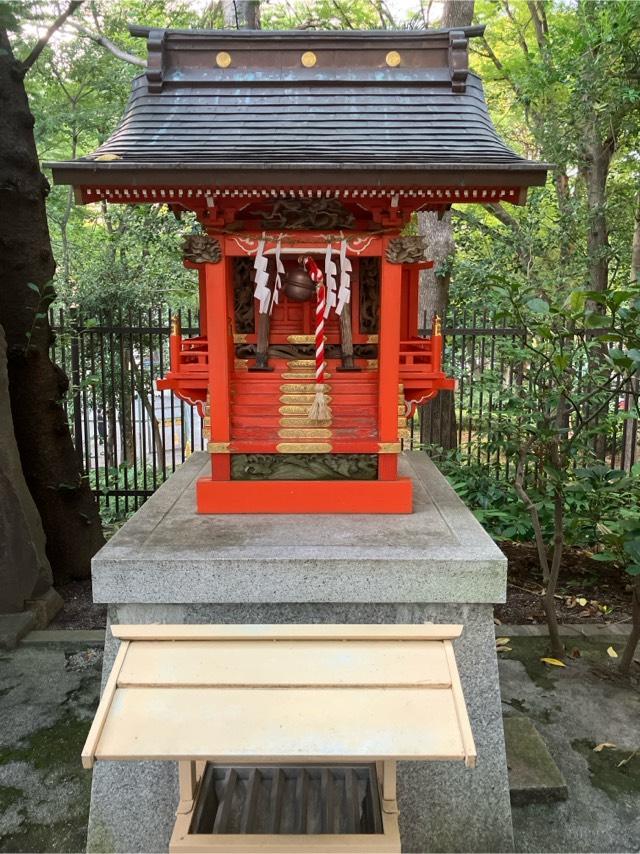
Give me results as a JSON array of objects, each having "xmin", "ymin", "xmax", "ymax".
[
  {"xmin": 207, "ymin": 442, "xmax": 231, "ymax": 454},
  {"xmin": 216, "ymin": 51, "xmax": 232, "ymax": 68},
  {"xmin": 386, "ymin": 50, "xmax": 401, "ymax": 67},
  {"xmin": 170, "ymin": 314, "xmax": 181, "ymax": 336},
  {"xmin": 276, "ymin": 442, "xmax": 332, "ymax": 453},
  {"xmin": 301, "ymin": 51, "xmax": 317, "ymax": 67}
]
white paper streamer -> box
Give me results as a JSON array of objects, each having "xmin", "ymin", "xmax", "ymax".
[
  {"xmin": 269, "ymin": 238, "xmax": 284, "ymax": 315},
  {"xmin": 336, "ymin": 238, "xmax": 352, "ymax": 316},
  {"xmin": 324, "ymin": 243, "xmax": 337, "ymax": 319},
  {"xmin": 253, "ymin": 238, "xmax": 271, "ymax": 314}
]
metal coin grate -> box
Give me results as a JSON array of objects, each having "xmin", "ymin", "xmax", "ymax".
[{"xmin": 189, "ymin": 763, "xmax": 383, "ymax": 836}]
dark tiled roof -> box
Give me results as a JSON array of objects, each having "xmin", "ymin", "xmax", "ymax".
[{"xmin": 48, "ymin": 28, "xmax": 547, "ymax": 189}]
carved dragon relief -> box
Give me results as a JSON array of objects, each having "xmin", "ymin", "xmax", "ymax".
[
  {"xmin": 233, "ymin": 257, "xmax": 255, "ymax": 334},
  {"xmin": 182, "ymin": 234, "xmax": 221, "ymax": 264},
  {"xmin": 231, "ymin": 453, "xmax": 377, "ymax": 481},
  {"xmin": 385, "ymin": 236, "xmax": 430, "ymax": 264},
  {"xmin": 258, "ymin": 199, "xmax": 355, "ymax": 230},
  {"xmin": 359, "ymin": 256, "xmax": 380, "ymax": 335}
]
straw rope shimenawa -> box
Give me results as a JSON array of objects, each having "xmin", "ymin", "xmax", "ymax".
[{"xmin": 300, "ymin": 255, "xmax": 331, "ymax": 422}]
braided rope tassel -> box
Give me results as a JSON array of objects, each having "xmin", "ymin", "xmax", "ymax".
[{"xmin": 301, "ymin": 255, "xmax": 331, "ymax": 422}]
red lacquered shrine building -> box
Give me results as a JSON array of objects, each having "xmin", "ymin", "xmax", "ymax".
[{"xmin": 49, "ymin": 26, "xmax": 546, "ymax": 514}]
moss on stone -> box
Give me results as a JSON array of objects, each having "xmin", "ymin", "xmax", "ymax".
[
  {"xmin": 0, "ymin": 784, "xmax": 23, "ymax": 813},
  {"xmin": 0, "ymin": 815, "xmax": 88, "ymax": 853},
  {"xmin": 503, "ymin": 637, "xmax": 622, "ymax": 691},
  {"xmin": 0, "ymin": 714, "xmax": 90, "ymax": 770},
  {"xmin": 572, "ymin": 740, "xmax": 640, "ymax": 799}
]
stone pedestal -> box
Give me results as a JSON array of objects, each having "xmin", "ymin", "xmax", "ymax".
[{"xmin": 87, "ymin": 452, "xmax": 513, "ymax": 853}]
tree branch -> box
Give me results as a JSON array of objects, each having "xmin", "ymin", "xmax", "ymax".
[
  {"xmin": 527, "ymin": 1, "xmax": 547, "ymax": 50},
  {"xmin": 65, "ymin": 20, "xmax": 146, "ymax": 67},
  {"xmin": 21, "ymin": 0, "xmax": 83, "ymax": 73},
  {"xmin": 486, "ymin": 202, "xmax": 521, "ymax": 232},
  {"xmin": 502, "ymin": 0, "xmax": 530, "ymax": 59}
]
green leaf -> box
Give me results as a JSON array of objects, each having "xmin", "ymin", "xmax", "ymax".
[
  {"xmin": 27, "ymin": 282, "xmax": 40, "ymax": 294},
  {"xmin": 626, "ymin": 565, "xmax": 640, "ymax": 576},
  {"xmin": 526, "ymin": 298, "xmax": 550, "ymax": 315}
]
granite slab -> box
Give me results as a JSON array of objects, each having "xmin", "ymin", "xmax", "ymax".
[{"xmin": 92, "ymin": 451, "xmax": 507, "ymax": 604}]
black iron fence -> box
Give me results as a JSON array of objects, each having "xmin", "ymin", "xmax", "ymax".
[{"xmin": 49, "ymin": 306, "xmax": 639, "ymax": 517}]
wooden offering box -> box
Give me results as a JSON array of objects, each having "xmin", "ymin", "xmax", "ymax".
[{"xmin": 83, "ymin": 624, "xmax": 476, "ymax": 853}]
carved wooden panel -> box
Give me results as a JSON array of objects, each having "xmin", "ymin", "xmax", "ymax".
[
  {"xmin": 233, "ymin": 257, "xmax": 255, "ymax": 334},
  {"xmin": 359, "ymin": 257, "xmax": 380, "ymax": 335}
]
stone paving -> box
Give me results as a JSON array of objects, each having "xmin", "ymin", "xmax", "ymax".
[
  {"xmin": 0, "ymin": 633, "xmax": 638, "ymax": 853},
  {"xmin": 0, "ymin": 640, "xmax": 102, "ymax": 853}
]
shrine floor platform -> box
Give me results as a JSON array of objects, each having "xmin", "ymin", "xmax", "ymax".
[{"xmin": 86, "ymin": 451, "xmax": 513, "ymax": 853}]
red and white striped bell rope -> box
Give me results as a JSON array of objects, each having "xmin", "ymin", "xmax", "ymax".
[{"xmin": 300, "ymin": 255, "xmax": 331, "ymax": 422}]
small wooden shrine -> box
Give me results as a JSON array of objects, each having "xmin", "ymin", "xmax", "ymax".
[{"xmin": 49, "ymin": 26, "xmax": 546, "ymax": 514}]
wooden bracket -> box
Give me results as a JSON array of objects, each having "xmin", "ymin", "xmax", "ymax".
[
  {"xmin": 449, "ymin": 30, "xmax": 469, "ymax": 93},
  {"xmin": 146, "ymin": 29, "xmax": 167, "ymax": 93}
]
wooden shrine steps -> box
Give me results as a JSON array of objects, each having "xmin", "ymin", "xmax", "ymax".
[{"xmin": 221, "ymin": 360, "xmax": 408, "ymax": 454}]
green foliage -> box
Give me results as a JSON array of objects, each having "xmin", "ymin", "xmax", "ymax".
[
  {"xmin": 434, "ymin": 451, "xmax": 640, "ymax": 554},
  {"xmin": 88, "ymin": 463, "xmax": 168, "ymax": 534}
]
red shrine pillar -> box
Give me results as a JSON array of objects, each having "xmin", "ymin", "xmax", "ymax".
[
  {"xmin": 378, "ymin": 246, "xmax": 403, "ymax": 482},
  {"xmin": 205, "ymin": 259, "xmax": 232, "ymax": 482},
  {"xmin": 198, "ymin": 267, "xmax": 208, "ymax": 337}
]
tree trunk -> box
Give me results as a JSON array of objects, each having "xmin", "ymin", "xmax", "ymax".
[
  {"xmin": 222, "ymin": 1, "xmax": 260, "ymax": 28},
  {"xmin": 0, "ymin": 28, "xmax": 104, "ymax": 583},
  {"xmin": 441, "ymin": 0, "xmax": 475, "ymax": 27},
  {"xmin": 618, "ymin": 577, "xmax": 639, "ymax": 676},
  {"xmin": 623, "ymin": 189, "xmax": 640, "ymax": 471},
  {"xmin": 582, "ymin": 136, "xmax": 612, "ymax": 296},
  {"xmin": 417, "ymin": 0, "xmax": 474, "ymax": 451}
]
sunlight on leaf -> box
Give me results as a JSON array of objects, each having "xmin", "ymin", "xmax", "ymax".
[
  {"xmin": 540, "ymin": 657, "xmax": 566, "ymax": 667},
  {"xmin": 606, "ymin": 646, "xmax": 618, "ymax": 658},
  {"xmin": 594, "ymin": 743, "xmax": 617, "ymax": 752}
]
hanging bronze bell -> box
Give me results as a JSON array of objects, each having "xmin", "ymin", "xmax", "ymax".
[{"xmin": 284, "ymin": 265, "xmax": 315, "ymax": 302}]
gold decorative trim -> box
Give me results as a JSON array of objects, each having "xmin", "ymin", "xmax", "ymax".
[
  {"xmin": 279, "ymin": 417, "xmax": 332, "ymax": 428},
  {"xmin": 397, "ymin": 405, "xmax": 406, "ymax": 414},
  {"xmin": 234, "ymin": 359, "xmax": 249, "ymax": 370},
  {"xmin": 386, "ymin": 50, "xmax": 401, "ymax": 67},
  {"xmin": 277, "ymin": 442, "xmax": 332, "ymax": 453},
  {"xmin": 288, "ymin": 359, "xmax": 316, "ymax": 368},
  {"xmin": 398, "ymin": 428, "xmax": 411, "ymax": 440},
  {"xmin": 208, "ymin": 442, "xmax": 231, "ymax": 454},
  {"xmin": 286, "ymin": 334, "xmax": 315, "ymax": 344},
  {"xmin": 280, "ymin": 394, "xmax": 332, "ymax": 404},
  {"xmin": 233, "ymin": 333, "xmax": 248, "ymax": 344},
  {"xmin": 280, "ymin": 383, "xmax": 330, "ymax": 394},
  {"xmin": 367, "ymin": 359, "xmax": 379, "ymax": 369},
  {"xmin": 378, "ymin": 442, "xmax": 401, "ymax": 453},
  {"xmin": 366, "ymin": 334, "xmax": 379, "ymax": 344},
  {"xmin": 281, "ymin": 372, "xmax": 332, "ymax": 379},
  {"xmin": 170, "ymin": 314, "xmax": 181, "ymax": 336},
  {"xmin": 216, "ymin": 51, "xmax": 231, "ymax": 68},
  {"xmin": 278, "ymin": 428, "xmax": 332, "ymax": 439},
  {"xmin": 434, "ymin": 314, "xmax": 442, "ymax": 336},
  {"xmin": 279, "ymin": 405, "xmax": 313, "ymax": 415},
  {"xmin": 301, "ymin": 51, "xmax": 317, "ymax": 67}
]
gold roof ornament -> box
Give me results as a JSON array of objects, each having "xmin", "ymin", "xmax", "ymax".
[
  {"xmin": 216, "ymin": 51, "xmax": 231, "ymax": 68},
  {"xmin": 386, "ymin": 50, "xmax": 401, "ymax": 67},
  {"xmin": 301, "ymin": 51, "xmax": 317, "ymax": 67}
]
